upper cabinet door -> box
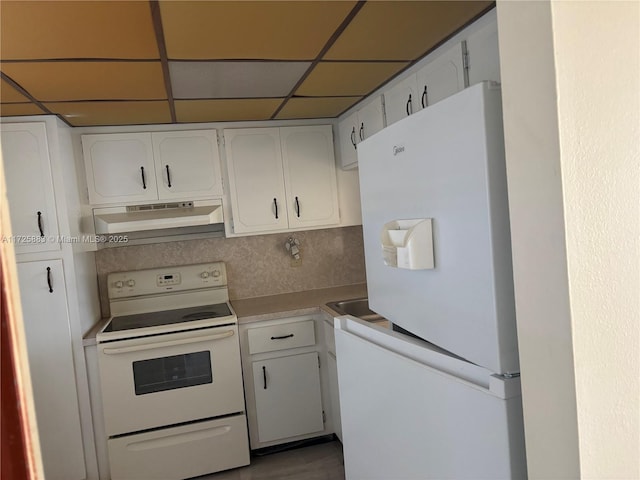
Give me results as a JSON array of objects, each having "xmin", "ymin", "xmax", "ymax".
[
  {"xmin": 224, "ymin": 128, "xmax": 288, "ymax": 234},
  {"xmin": 337, "ymin": 111, "xmax": 358, "ymax": 170},
  {"xmin": 1, "ymin": 123, "xmax": 60, "ymax": 254},
  {"xmin": 82, "ymin": 133, "xmax": 158, "ymax": 205},
  {"xmin": 152, "ymin": 130, "xmax": 223, "ymax": 200},
  {"xmin": 415, "ymin": 43, "xmax": 465, "ymax": 108},
  {"xmin": 466, "ymin": 20, "xmax": 501, "ymax": 85},
  {"xmin": 384, "ymin": 74, "xmax": 420, "ymax": 127},
  {"xmin": 281, "ymin": 126, "xmax": 340, "ymax": 230},
  {"xmin": 357, "ymin": 96, "xmax": 385, "ymax": 142}
]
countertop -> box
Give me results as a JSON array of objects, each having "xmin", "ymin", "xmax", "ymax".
[{"xmin": 83, "ymin": 283, "xmax": 367, "ymax": 347}]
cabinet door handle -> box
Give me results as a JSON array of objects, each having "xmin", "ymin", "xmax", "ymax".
[
  {"xmin": 350, "ymin": 127, "xmax": 357, "ymax": 149},
  {"xmin": 140, "ymin": 166, "xmax": 147, "ymax": 189},
  {"xmin": 421, "ymin": 85, "xmax": 428, "ymax": 108},
  {"xmin": 165, "ymin": 165, "xmax": 172, "ymax": 188},
  {"xmin": 270, "ymin": 334, "xmax": 294, "ymax": 340},
  {"xmin": 359, "ymin": 122, "xmax": 364, "ymax": 141},
  {"xmin": 273, "ymin": 198, "xmax": 278, "ymax": 219},
  {"xmin": 46, "ymin": 266, "xmax": 53, "ymax": 293},
  {"xmin": 37, "ymin": 211, "xmax": 44, "ymax": 237},
  {"xmin": 262, "ymin": 366, "xmax": 267, "ymax": 390},
  {"xmin": 406, "ymin": 94, "xmax": 413, "ymax": 116},
  {"xmin": 295, "ymin": 197, "xmax": 300, "ymax": 218}
]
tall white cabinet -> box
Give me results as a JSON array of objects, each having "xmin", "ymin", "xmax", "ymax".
[
  {"xmin": 1, "ymin": 119, "xmax": 100, "ymax": 480},
  {"xmin": 224, "ymin": 125, "xmax": 339, "ymax": 235},
  {"xmin": 16, "ymin": 259, "xmax": 86, "ymax": 480}
]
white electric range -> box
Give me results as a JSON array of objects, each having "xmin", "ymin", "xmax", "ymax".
[{"xmin": 96, "ymin": 262, "xmax": 249, "ymax": 480}]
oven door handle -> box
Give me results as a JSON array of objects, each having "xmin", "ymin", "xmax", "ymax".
[{"xmin": 101, "ymin": 330, "xmax": 235, "ymax": 355}]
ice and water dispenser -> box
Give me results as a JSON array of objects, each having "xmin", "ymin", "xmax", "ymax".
[{"xmin": 381, "ymin": 219, "xmax": 434, "ymax": 270}]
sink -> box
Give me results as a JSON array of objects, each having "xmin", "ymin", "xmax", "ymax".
[{"xmin": 326, "ymin": 298, "xmax": 385, "ymax": 323}]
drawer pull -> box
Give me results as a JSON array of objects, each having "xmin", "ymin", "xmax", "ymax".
[
  {"xmin": 270, "ymin": 334, "xmax": 294, "ymax": 340},
  {"xmin": 262, "ymin": 365, "xmax": 267, "ymax": 389}
]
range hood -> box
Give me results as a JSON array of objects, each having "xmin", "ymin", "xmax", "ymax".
[{"xmin": 92, "ymin": 199, "xmax": 225, "ymax": 246}]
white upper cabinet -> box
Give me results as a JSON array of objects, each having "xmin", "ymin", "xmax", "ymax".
[
  {"xmin": 384, "ymin": 43, "xmax": 465, "ymax": 126},
  {"xmin": 416, "ymin": 43, "xmax": 466, "ymax": 107},
  {"xmin": 384, "ymin": 74, "xmax": 421, "ymax": 127},
  {"xmin": 1, "ymin": 122, "xmax": 60, "ymax": 254},
  {"xmin": 337, "ymin": 96, "xmax": 385, "ymax": 169},
  {"xmin": 82, "ymin": 133, "xmax": 158, "ymax": 205},
  {"xmin": 82, "ymin": 130, "xmax": 223, "ymax": 205},
  {"xmin": 466, "ymin": 19, "xmax": 501, "ymax": 85},
  {"xmin": 281, "ymin": 126, "xmax": 339, "ymax": 230},
  {"xmin": 224, "ymin": 125, "xmax": 339, "ymax": 235},
  {"xmin": 151, "ymin": 130, "xmax": 223, "ymax": 199},
  {"xmin": 224, "ymin": 128, "xmax": 289, "ymax": 234}
]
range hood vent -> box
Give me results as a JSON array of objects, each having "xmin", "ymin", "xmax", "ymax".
[{"xmin": 92, "ymin": 199, "xmax": 224, "ymax": 245}]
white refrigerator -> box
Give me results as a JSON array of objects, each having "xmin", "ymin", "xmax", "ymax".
[{"xmin": 335, "ymin": 82, "xmax": 527, "ymax": 479}]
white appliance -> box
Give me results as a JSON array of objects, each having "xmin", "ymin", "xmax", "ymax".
[
  {"xmin": 96, "ymin": 262, "xmax": 249, "ymax": 480},
  {"xmin": 335, "ymin": 82, "xmax": 527, "ymax": 479}
]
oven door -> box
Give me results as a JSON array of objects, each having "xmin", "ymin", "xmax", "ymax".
[{"xmin": 97, "ymin": 324, "xmax": 245, "ymax": 436}]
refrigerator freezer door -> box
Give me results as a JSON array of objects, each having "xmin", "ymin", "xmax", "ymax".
[
  {"xmin": 357, "ymin": 82, "xmax": 519, "ymax": 374},
  {"xmin": 335, "ymin": 316, "xmax": 526, "ymax": 480}
]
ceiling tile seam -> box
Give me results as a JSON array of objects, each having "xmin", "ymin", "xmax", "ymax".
[
  {"xmin": 168, "ymin": 59, "xmax": 316, "ymax": 63},
  {"xmin": 0, "ymin": 59, "xmax": 161, "ymax": 63},
  {"xmin": 333, "ymin": 3, "xmax": 497, "ymax": 119},
  {"xmin": 0, "ymin": 71, "xmax": 70, "ymax": 126},
  {"xmin": 270, "ymin": 0, "xmax": 367, "ymax": 120},
  {"xmin": 150, "ymin": 0, "xmax": 176, "ymax": 123}
]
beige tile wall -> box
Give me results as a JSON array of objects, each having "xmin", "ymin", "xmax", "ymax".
[{"xmin": 95, "ymin": 226, "xmax": 366, "ymax": 317}]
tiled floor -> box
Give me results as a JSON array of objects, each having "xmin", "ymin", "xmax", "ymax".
[{"xmin": 196, "ymin": 440, "xmax": 345, "ymax": 480}]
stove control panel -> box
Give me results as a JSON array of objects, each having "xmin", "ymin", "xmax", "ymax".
[{"xmin": 108, "ymin": 262, "xmax": 228, "ymax": 300}]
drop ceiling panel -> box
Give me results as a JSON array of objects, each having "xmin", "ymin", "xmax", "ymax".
[
  {"xmin": 1, "ymin": 79, "xmax": 30, "ymax": 103},
  {"xmin": 0, "ymin": 1, "xmax": 159, "ymax": 60},
  {"xmin": 175, "ymin": 99, "xmax": 283, "ymax": 123},
  {"xmin": 45, "ymin": 101, "xmax": 172, "ymax": 127},
  {"xmin": 275, "ymin": 96, "xmax": 362, "ymax": 120},
  {"xmin": 159, "ymin": 1, "xmax": 357, "ymax": 60},
  {"xmin": 169, "ymin": 61, "xmax": 311, "ymax": 99},
  {"xmin": 296, "ymin": 62, "xmax": 408, "ymax": 97},
  {"xmin": 325, "ymin": 1, "xmax": 493, "ymax": 60},
  {"xmin": 0, "ymin": 62, "xmax": 167, "ymax": 101},
  {"xmin": 1, "ymin": 103, "xmax": 46, "ymax": 117}
]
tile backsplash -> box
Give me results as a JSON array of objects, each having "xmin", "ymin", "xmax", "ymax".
[{"xmin": 95, "ymin": 226, "xmax": 366, "ymax": 317}]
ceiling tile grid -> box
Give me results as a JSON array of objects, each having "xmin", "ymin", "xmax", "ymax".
[{"xmin": 0, "ymin": 1, "xmax": 493, "ymax": 127}]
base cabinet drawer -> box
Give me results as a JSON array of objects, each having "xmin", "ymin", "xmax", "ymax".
[
  {"xmin": 108, "ymin": 415, "xmax": 250, "ymax": 480},
  {"xmin": 247, "ymin": 319, "xmax": 315, "ymax": 354}
]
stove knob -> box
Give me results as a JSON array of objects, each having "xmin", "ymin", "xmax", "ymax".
[
  {"xmin": 201, "ymin": 272, "xmax": 209, "ymax": 279},
  {"xmin": 127, "ymin": 279, "xmax": 136, "ymax": 287},
  {"xmin": 115, "ymin": 280, "xmax": 124, "ymax": 288},
  {"xmin": 212, "ymin": 270, "xmax": 221, "ymax": 278}
]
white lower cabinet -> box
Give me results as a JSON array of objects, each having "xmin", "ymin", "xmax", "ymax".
[
  {"xmin": 240, "ymin": 315, "xmax": 330, "ymax": 449},
  {"xmin": 252, "ymin": 353, "xmax": 324, "ymax": 443},
  {"xmin": 17, "ymin": 260, "xmax": 86, "ymax": 480}
]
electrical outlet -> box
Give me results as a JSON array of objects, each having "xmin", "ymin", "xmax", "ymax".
[{"xmin": 290, "ymin": 257, "xmax": 302, "ymax": 267}]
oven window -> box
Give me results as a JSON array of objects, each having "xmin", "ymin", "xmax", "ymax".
[{"xmin": 132, "ymin": 351, "xmax": 212, "ymax": 395}]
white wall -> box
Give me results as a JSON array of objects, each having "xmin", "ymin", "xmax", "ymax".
[{"xmin": 497, "ymin": 1, "xmax": 640, "ymax": 478}]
